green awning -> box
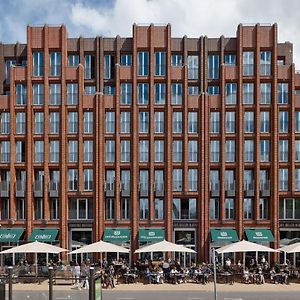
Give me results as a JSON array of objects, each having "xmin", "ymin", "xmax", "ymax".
[
  {"xmin": 29, "ymin": 229, "xmax": 59, "ymax": 242},
  {"xmin": 211, "ymin": 229, "xmax": 239, "ymax": 242},
  {"xmin": 0, "ymin": 228, "xmax": 25, "ymax": 242},
  {"xmin": 139, "ymin": 228, "xmax": 165, "ymax": 242},
  {"xmin": 103, "ymin": 228, "xmax": 130, "ymax": 243},
  {"xmin": 245, "ymin": 229, "xmax": 274, "ymax": 242}
]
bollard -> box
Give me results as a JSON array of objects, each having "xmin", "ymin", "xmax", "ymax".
[
  {"xmin": 8, "ymin": 266, "xmax": 13, "ymax": 300},
  {"xmin": 49, "ymin": 267, "xmax": 53, "ymax": 300},
  {"xmin": 89, "ymin": 267, "xmax": 95, "ymax": 300}
]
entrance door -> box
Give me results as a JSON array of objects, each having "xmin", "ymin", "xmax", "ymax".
[{"xmin": 70, "ymin": 229, "xmax": 92, "ymax": 264}]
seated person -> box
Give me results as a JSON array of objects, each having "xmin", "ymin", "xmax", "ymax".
[
  {"xmin": 145, "ymin": 267, "xmax": 152, "ymax": 284},
  {"xmin": 202, "ymin": 265, "xmax": 212, "ymax": 284},
  {"xmin": 243, "ymin": 267, "xmax": 251, "ymax": 284},
  {"xmin": 156, "ymin": 267, "xmax": 164, "ymax": 284},
  {"xmin": 257, "ymin": 266, "xmax": 265, "ymax": 284},
  {"xmin": 170, "ymin": 266, "xmax": 179, "ymax": 284},
  {"xmin": 281, "ymin": 266, "xmax": 290, "ymax": 285},
  {"xmin": 270, "ymin": 267, "xmax": 278, "ymax": 284}
]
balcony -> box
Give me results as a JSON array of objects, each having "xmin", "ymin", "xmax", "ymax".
[
  {"xmin": 155, "ymin": 182, "xmax": 164, "ymax": 197},
  {"xmin": 49, "ymin": 181, "xmax": 59, "ymax": 198},
  {"xmin": 139, "ymin": 184, "xmax": 148, "ymax": 197},
  {"xmin": 105, "ymin": 182, "xmax": 115, "ymax": 197},
  {"xmin": 33, "ymin": 181, "xmax": 43, "ymax": 198},
  {"xmin": 0, "ymin": 181, "xmax": 9, "ymax": 197},
  {"xmin": 121, "ymin": 183, "xmax": 130, "ymax": 197},
  {"xmin": 225, "ymin": 181, "xmax": 235, "ymax": 197},
  {"xmin": 15, "ymin": 180, "xmax": 25, "ymax": 197},
  {"xmin": 210, "ymin": 182, "xmax": 220, "ymax": 197},
  {"xmin": 260, "ymin": 180, "xmax": 270, "ymax": 197},
  {"xmin": 244, "ymin": 181, "xmax": 255, "ymax": 197}
]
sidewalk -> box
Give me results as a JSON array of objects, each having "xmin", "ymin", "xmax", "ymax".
[{"xmin": 10, "ymin": 280, "xmax": 300, "ymax": 292}]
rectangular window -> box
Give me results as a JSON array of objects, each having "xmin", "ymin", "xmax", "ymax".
[
  {"xmin": 33, "ymin": 83, "xmax": 44, "ymax": 105},
  {"xmin": 139, "ymin": 170, "xmax": 149, "ymax": 195},
  {"xmin": 244, "ymin": 198, "xmax": 253, "ymax": 219},
  {"xmin": 154, "ymin": 198, "xmax": 164, "ymax": 220},
  {"xmin": 173, "ymin": 112, "xmax": 182, "ymax": 133},
  {"xmin": 1, "ymin": 141, "xmax": 10, "ymax": 163},
  {"xmin": 279, "ymin": 198, "xmax": 300, "ymax": 220},
  {"xmin": 34, "ymin": 198, "xmax": 43, "ymax": 220},
  {"xmin": 68, "ymin": 54, "xmax": 79, "ymax": 66},
  {"xmin": 154, "ymin": 140, "xmax": 164, "ymax": 162},
  {"xmin": 173, "ymin": 198, "xmax": 196, "ymax": 220},
  {"xmin": 68, "ymin": 140, "xmax": 78, "ymax": 163},
  {"xmin": 188, "ymin": 140, "xmax": 198, "ymax": 162},
  {"xmin": 260, "ymin": 111, "xmax": 270, "ymax": 133},
  {"xmin": 208, "ymin": 85, "xmax": 220, "ymax": 95},
  {"xmin": 5, "ymin": 60, "xmax": 16, "ymax": 83},
  {"xmin": 33, "ymin": 52, "xmax": 44, "ymax": 76},
  {"xmin": 155, "ymin": 51, "xmax": 166, "ymax": 76},
  {"xmin": 226, "ymin": 83, "xmax": 237, "ymax": 104},
  {"xmin": 171, "ymin": 83, "xmax": 183, "ymax": 105},
  {"xmin": 0, "ymin": 113, "xmax": 10, "ymax": 134},
  {"xmin": 50, "ymin": 83, "xmax": 61, "ymax": 105},
  {"xmin": 225, "ymin": 111, "xmax": 235, "ymax": 133},
  {"xmin": 49, "ymin": 140, "xmax": 59, "ymax": 162},
  {"xmin": 295, "ymin": 140, "xmax": 300, "ymax": 162},
  {"xmin": 188, "ymin": 86, "xmax": 199, "ymax": 95},
  {"xmin": 49, "ymin": 112, "xmax": 60, "ymax": 134},
  {"xmin": 121, "ymin": 198, "xmax": 130, "ymax": 220},
  {"xmin": 208, "ymin": 55, "xmax": 219, "ymax": 79},
  {"xmin": 105, "ymin": 111, "xmax": 115, "ymax": 133},
  {"xmin": 260, "ymin": 139, "xmax": 270, "ymax": 162},
  {"xmin": 105, "ymin": 140, "xmax": 115, "ymax": 163},
  {"xmin": 243, "ymin": 51, "xmax": 254, "ymax": 76},
  {"xmin": 279, "ymin": 111, "xmax": 289, "ymax": 133},
  {"xmin": 188, "ymin": 55, "xmax": 198, "ymax": 79},
  {"xmin": 138, "ymin": 51, "xmax": 149, "ymax": 76},
  {"xmin": 260, "ymin": 51, "xmax": 271, "ymax": 76},
  {"xmin": 106, "ymin": 198, "xmax": 115, "ymax": 220},
  {"xmin": 225, "ymin": 170, "xmax": 235, "ymax": 192},
  {"xmin": 188, "ymin": 112, "xmax": 198, "ymax": 133},
  {"xmin": 121, "ymin": 54, "xmax": 132, "ymax": 66},
  {"xmin": 138, "ymin": 83, "xmax": 149, "ymax": 104},
  {"xmin": 121, "ymin": 140, "xmax": 130, "ymax": 162},
  {"xmin": 154, "ymin": 112, "xmax": 164, "ymax": 133},
  {"xmin": 104, "ymin": 85, "xmax": 115, "ymax": 95},
  {"xmin": 278, "ymin": 83, "xmax": 289, "ymax": 104},
  {"xmin": 104, "ymin": 54, "xmax": 114, "ymax": 80},
  {"xmin": 34, "ymin": 141, "xmax": 44, "ymax": 162},
  {"xmin": 279, "ymin": 140, "xmax": 289, "ymax": 162},
  {"xmin": 173, "ymin": 140, "xmax": 183, "ymax": 162},
  {"xmin": 171, "ymin": 54, "xmax": 183, "ymax": 66},
  {"xmin": 85, "ymin": 55, "xmax": 95, "ymax": 79},
  {"xmin": 225, "ymin": 198, "xmax": 234, "ymax": 220},
  {"xmin": 243, "ymin": 83, "xmax": 254, "ymax": 104},
  {"xmin": 68, "ymin": 112, "xmax": 78, "ymax": 134},
  {"xmin": 188, "ymin": 169, "xmax": 198, "ymax": 192},
  {"xmin": 67, "ymin": 83, "xmax": 78, "ymax": 105},
  {"xmin": 296, "ymin": 169, "xmax": 300, "ymax": 191},
  {"xmin": 50, "ymin": 52, "xmax": 61, "ymax": 76},
  {"xmin": 69, "ymin": 198, "xmax": 92, "ymax": 220},
  {"xmin": 121, "ymin": 112, "xmax": 130, "ymax": 133},
  {"xmin": 210, "ymin": 112, "xmax": 220, "ymax": 133},
  {"xmin": 139, "ymin": 111, "xmax": 149, "ymax": 133},
  {"xmin": 139, "ymin": 140, "xmax": 149, "ymax": 162},
  {"xmin": 68, "ymin": 169, "xmax": 78, "ymax": 191},
  {"xmin": 225, "ymin": 140, "xmax": 235, "ymax": 162},
  {"xmin": 260, "ymin": 83, "xmax": 271, "ymax": 104},
  {"xmin": 121, "ymin": 83, "xmax": 132, "ymax": 105},
  {"xmin": 17, "ymin": 198, "xmax": 25, "ymax": 220},
  {"xmin": 34, "ymin": 112, "xmax": 44, "ymax": 134},
  {"xmin": 210, "ymin": 140, "xmax": 220, "ymax": 162},
  {"xmin": 224, "ymin": 54, "xmax": 236, "ymax": 65},
  {"xmin": 121, "ymin": 170, "xmax": 130, "ymax": 194},
  {"xmin": 16, "ymin": 84, "xmax": 27, "ymax": 105},
  {"xmin": 295, "ymin": 111, "xmax": 300, "ymax": 133},
  {"xmin": 244, "ymin": 111, "xmax": 254, "ymax": 133},
  {"xmin": 173, "ymin": 169, "xmax": 183, "ymax": 191},
  {"xmin": 83, "ymin": 140, "xmax": 93, "ymax": 163},
  {"xmin": 154, "ymin": 83, "xmax": 166, "ymax": 104},
  {"xmin": 244, "ymin": 140, "xmax": 254, "ymax": 162},
  {"xmin": 84, "ymin": 112, "xmax": 93, "ymax": 134},
  {"xmin": 16, "ymin": 112, "xmax": 26, "ymax": 134},
  {"xmin": 84, "ymin": 85, "xmax": 96, "ymax": 95},
  {"xmin": 84, "ymin": 169, "xmax": 93, "ymax": 191},
  {"xmin": 50, "ymin": 198, "xmax": 59, "ymax": 220},
  {"xmin": 210, "ymin": 198, "xmax": 220, "ymax": 220},
  {"xmin": 139, "ymin": 198, "xmax": 149, "ymax": 220},
  {"xmin": 16, "ymin": 141, "xmax": 26, "ymax": 162},
  {"xmin": 244, "ymin": 170, "xmax": 254, "ymax": 191},
  {"xmin": 259, "ymin": 198, "xmax": 269, "ymax": 220}
]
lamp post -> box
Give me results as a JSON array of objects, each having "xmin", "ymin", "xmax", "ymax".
[{"xmin": 212, "ymin": 248, "xmax": 217, "ymax": 300}]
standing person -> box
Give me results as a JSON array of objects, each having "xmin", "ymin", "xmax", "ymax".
[
  {"xmin": 74, "ymin": 262, "xmax": 81, "ymax": 289},
  {"xmin": 80, "ymin": 261, "xmax": 90, "ymax": 289}
]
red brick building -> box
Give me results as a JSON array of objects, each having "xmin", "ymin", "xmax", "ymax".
[{"xmin": 0, "ymin": 23, "xmax": 299, "ymax": 265}]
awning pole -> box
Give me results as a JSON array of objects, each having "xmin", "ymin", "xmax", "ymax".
[
  {"xmin": 284, "ymin": 252, "xmax": 286, "ymax": 265},
  {"xmin": 212, "ymin": 248, "xmax": 217, "ymax": 300}
]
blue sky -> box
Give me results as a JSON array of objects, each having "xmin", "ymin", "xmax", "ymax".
[{"xmin": 1, "ymin": 0, "xmax": 300, "ymax": 67}]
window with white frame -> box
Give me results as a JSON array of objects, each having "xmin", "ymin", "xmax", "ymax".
[
  {"xmin": 121, "ymin": 198, "xmax": 130, "ymax": 220},
  {"xmin": 171, "ymin": 54, "xmax": 182, "ymax": 66},
  {"xmin": 34, "ymin": 112, "xmax": 44, "ymax": 134},
  {"xmin": 244, "ymin": 111, "xmax": 254, "ymax": 133},
  {"xmin": 155, "ymin": 111, "xmax": 164, "ymax": 133},
  {"xmin": 16, "ymin": 84, "xmax": 27, "ymax": 105},
  {"xmin": 139, "ymin": 198, "xmax": 149, "ymax": 220},
  {"xmin": 210, "ymin": 112, "xmax": 220, "ymax": 133},
  {"xmin": 68, "ymin": 54, "xmax": 79, "ymax": 66},
  {"xmin": 84, "ymin": 169, "xmax": 93, "ymax": 191},
  {"xmin": 224, "ymin": 54, "xmax": 236, "ymax": 65},
  {"xmin": 188, "ymin": 112, "xmax": 198, "ymax": 133},
  {"xmin": 279, "ymin": 111, "xmax": 289, "ymax": 133},
  {"xmin": 139, "ymin": 111, "xmax": 149, "ymax": 133},
  {"xmin": 68, "ymin": 112, "xmax": 78, "ymax": 134},
  {"xmin": 173, "ymin": 112, "xmax": 182, "ymax": 133},
  {"xmin": 210, "ymin": 140, "xmax": 220, "ymax": 162},
  {"xmin": 105, "ymin": 140, "xmax": 115, "ymax": 162},
  {"xmin": 0, "ymin": 113, "xmax": 10, "ymax": 134},
  {"xmin": 260, "ymin": 51, "xmax": 271, "ymax": 76},
  {"xmin": 50, "ymin": 140, "xmax": 59, "ymax": 162},
  {"xmin": 139, "ymin": 140, "xmax": 149, "ymax": 162},
  {"xmin": 295, "ymin": 169, "xmax": 300, "ymax": 191},
  {"xmin": 33, "ymin": 83, "xmax": 44, "ymax": 105},
  {"xmin": 154, "ymin": 83, "xmax": 166, "ymax": 104},
  {"xmin": 16, "ymin": 141, "xmax": 25, "ymax": 162},
  {"xmin": 138, "ymin": 52, "xmax": 149, "ymax": 76},
  {"xmin": 243, "ymin": 83, "xmax": 254, "ymax": 104},
  {"xmin": 154, "ymin": 140, "xmax": 164, "ymax": 162},
  {"xmin": 278, "ymin": 83, "xmax": 289, "ymax": 104},
  {"xmin": 260, "ymin": 111, "xmax": 270, "ymax": 133},
  {"xmin": 295, "ymin": 111, "xmax": 300, "ymax": 133},
  {"xmin": 84, "ymin": 140, "xmax": 93, "ymax": 163},
  {"xmin": 69, "ymin": 198, "xmax": 92, "ymax": 220},
  {"xmin": 225, "ymin": 140, "xmax": 235, "ymax": 162},
  {"xmin": 49, "ymin": 112, "xmax": 59, "ymax": 134},
  {"xmin": 34, "ymin": 198, "xmax": 43, "ymax": 220},
  {"xmin": 49, "ymin": 52, "xmax": 61, "ymax": 76},
  {"xmin": 68, "ymin": 169, "xmax": 78, "ymax": 191},
  {"xmin": 33, "ymin": 52, "xmax": 44, "ymax": 77},
  {"xmin": 1, "ymin": 141, "xmax": 10, "ymax": 163},
  {"xmin": 34, "ymin": 141, "xmax": 44, "ymax": 162},
  {"xmin": 279, "ymin": 140, "xmax": 289, "ymax": 162},
  {"xmin": 106, "ymin": 198, "xmax": 115, "ymax": 220},
  {"xmin": 67, "ymin": 83, "xmax": 78, "ymax": 105},
  {"xmin": 279, "ymin": 198, "xmax": 300, "ymax": 219},
  {"xmin": 188, "ymin": 169, "xmax": 198, "ymax": 192},
  {"xmin": 155, "ymin": 51, "xmax": 166, "ymax": 76},
  {"xmin": 260, "ymin": 83, "xmax": 271, "ymax": 104},
  {"xmin": 225, "ymin": 198, "xmax": 235, "ymax": 220},
  {"xmin": 104, "ymin": 54, "xmax": 114, "ymax": 80},
  {"xmin": 68, "ymin": 140, "xmax": 78, "ymax": 163},
  {"xmin": 85, "ymin": 55, "xmax": 95, "ymax": 79},
  {"xmin": 188, "ymin": 55, "xmax": 198, "ymax": 79},
  {"xmin": 226, "ymin": 83, "xmax": 237, "ymax": 104},
  {"xmin": 121, "ymin": 111, "xmax": 130, "ymax": 133},
  {"xmin": 225, "ymin": 111, "xmax": 235, "ymax": 133},
  {"xmin": 260, "ymin": 139, "xmax": 270, "ymax": 162},
  {"xmin": 173, "ymin": 198, "xmax": 196, "ymax": 220},
  {"xmin": 121, "ymin": 54, "xmax": 132, "ymax": 66},
  {"xmin": 105, "ymin": 111, "xmax": 115, "ymax": 133},
  {"xmin": 84, "ymin": 112, "xmax": 93, "ymax": 134},
  {"xmin": 138, "ymin": 83, "xmax": 149, "ymax": 104},
  {"xmin": 50, "ymin": 83, "xmax": 61, "ymax": 105},
  {"xmin": 173, "ymin": 169, "xmax": 183, "ymax": 191},
  {"xmin": 244, "ymin": 140, "xmax": 254, "ymax": 162},
  {"xmin": 243, "ymin": 51, "xmax": 254, "ymax": 76},
  {"xmin": 244, "ymin": 198, "xmax": 253, "ymax": 219},
  {"xmin": 155, "ymin": 198, "xmax": 164, "ymax": 220},
  {"xmin": 173, "ymin": 140, "xmax": 183, "ymax": 162},
  {"xmin": 139, "ymin": 170, "xmax": 149, "ymax": 193},
  {"xmin": 171, "ymin": 83, "xmax": 183, "ymax": 105},
  {"xmin": 259, "ymin": 198, "xmax": 269, "ymax": 220},
  {"xmin": 279, "ymin": 168, "xmax": 288, "ymax": 191},
  {"xmin": 188, "ymin": 140, "xmax": 198, "ymax": 162},
  {"xmin": 210, "ymin": 198, "xmax": 220, "ymax": 220},
  {"xmin": 121, "ymin": 140, "xmax": 130, "ymax": 162},
  {"xmin": 208, "ymin": 54, "xmax": 219, "ymax": 79}
]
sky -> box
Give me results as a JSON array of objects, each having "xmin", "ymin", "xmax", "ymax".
[{"xmin": 1, "ymin": 0, "xmax": 300, "ymax": 67}]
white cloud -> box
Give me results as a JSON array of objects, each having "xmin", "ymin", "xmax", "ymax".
[{"xmin": 69, "ymin": 0, "xmax": 300, "ymax": 68}]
